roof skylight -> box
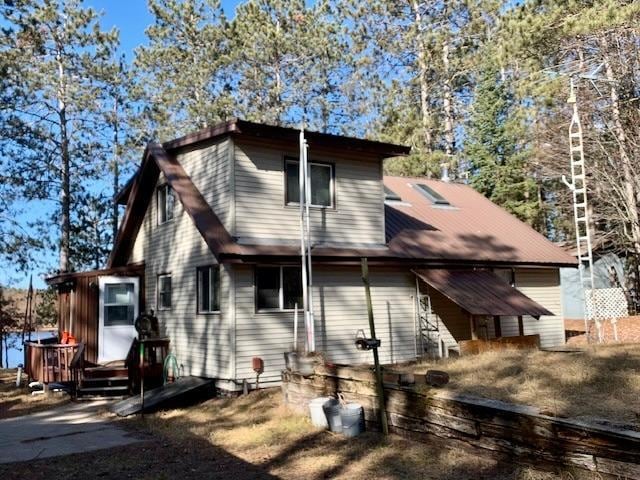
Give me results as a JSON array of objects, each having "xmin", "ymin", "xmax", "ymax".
[
  {"xmin": 414, "ymin": 184, "xmax": 450, "ymax": 206},
  {"xmin": 384, "ymin": 186, "xmax": 402, "ymax": 202}
]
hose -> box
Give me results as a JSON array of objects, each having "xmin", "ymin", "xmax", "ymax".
[{"xmin": 163, "ymin": 352, "xmax": 180, "ymax": 385}]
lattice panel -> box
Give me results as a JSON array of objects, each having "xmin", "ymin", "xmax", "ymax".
[{"xmin": 585, "ymin": 288, "xmax": 629, "ymax": 319}]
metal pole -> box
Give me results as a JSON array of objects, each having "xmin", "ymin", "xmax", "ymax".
[
  {"xmin": 298, "ymin": 127, "xmax": 309, "ymax": 353},
  {"xmin": 303, "ymin": 139, "xmax": 315, "ymax": 352},
  {"xmin": 361, "ymin": 258, "xmax": 389, "ymax": 435},
  {"xmin": 139, "ymin": 340, "xmax": 145, "ymax": 416}
]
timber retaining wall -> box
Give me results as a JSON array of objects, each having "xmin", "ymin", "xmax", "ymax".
[{"xmin": 281, "ymin": 367, "xmax": 640, "ymax": 479}]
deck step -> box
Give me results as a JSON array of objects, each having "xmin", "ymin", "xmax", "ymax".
[
  {"xmin": 77, "ymin": 385, "xmax": 130, "ymax": 397},
  {"xmin": 84, "ymin": 367, "xmax": 128, "ymax": 379},
  {"xmin": 82, "ymin": 376, "xmax": 128, "ymax": 387}
]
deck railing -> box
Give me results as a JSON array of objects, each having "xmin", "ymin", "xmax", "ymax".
[{"xmin": 25, "ymin": 341, "xmax": 83, "ymax": 385}]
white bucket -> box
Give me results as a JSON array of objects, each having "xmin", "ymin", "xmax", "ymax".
[{"xmin": 308, "ymin": 397, "xmax": 334, "ymax": 428}]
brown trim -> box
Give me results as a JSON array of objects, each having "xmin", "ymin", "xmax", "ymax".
[
  {"xmin": 162, "ymin": 118, "xmax": 411, "ymax": 158},
  {"xmin": 46, "ymin": 262, "xmax": 145, "ymax": 286}
]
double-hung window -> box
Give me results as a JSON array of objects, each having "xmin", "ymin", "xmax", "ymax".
[
  {"xmin": 285, "ymin": 158, "xmax": 333, "ymax": 207},
  {"xmin": 157, "ymin": 274, "xmax": 172, "ymax": 310},
  {"xmin": 157, "ymin": 184, "xmax": 175, "ymax": 224},
  {"xmin": 256, "ymin": 266, "xmax": 303, "ymax": 311},
  {"xmin": 197, "ymin": 265, "xmax": 220, "ymax": 314}
]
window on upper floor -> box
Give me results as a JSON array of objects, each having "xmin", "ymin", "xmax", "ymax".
[
  {"xmin": 285, "ymin": 158, "xmax": 334, "ymax": 208},
  {"xmin": 256, "ymin": 266, "xmax": 303, "ymax": 311},
  {"xmin": 197, "ymin": 265, "xmax": 221, "ymax": 314},
  {"xmin": 157, "ymin": 274, "xmax": 172, "ymax": 310},
  {"xmin": 157, "ymin": 184, "xmax": 175, "ymax": 224}
]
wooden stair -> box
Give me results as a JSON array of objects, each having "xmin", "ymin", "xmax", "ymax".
[{"xmin": 77, "ymin": 362, "xmax": 130, "ymax": 398}]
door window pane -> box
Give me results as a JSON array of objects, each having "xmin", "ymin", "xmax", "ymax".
[
  {"xmin": 105, "ymin": 284, "xmax": 133, "ymax": 304},
  {"xmin": 105, "ymin": 305, "xmax": 135, "ymax": 326},
  {"xmin": 104, "ymin": 283, "xmax": 135, "ymax": 326},
  {"xmin": 282, "ymin": 267, "xmax": 303, "ymax": 310},
  {"xmin": 256, "ymin": 267, "xmax": 280, "ymax": 310}
]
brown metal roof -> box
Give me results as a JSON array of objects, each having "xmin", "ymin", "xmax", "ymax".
[
  {"xmin": 384, "ymin": 177, "xmax": 577, "ymax": 267},
  {"xmin": 414, "ymin": 269, "xmax": 553, "ymax": 317}
]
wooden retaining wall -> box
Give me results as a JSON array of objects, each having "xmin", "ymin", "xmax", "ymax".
[{"xmin": 281, "ymin": 367, "xmax": 640, "ymax": 479}]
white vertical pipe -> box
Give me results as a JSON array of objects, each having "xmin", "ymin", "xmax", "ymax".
[
  {"xmin": 299, "ymin": 128, "xmax": 310, "ymax": 353},
  {"xmin": 293, "ymin": 303, "xmax": 298, "ymax": 351},
  {"xmin": 303, "ymin": 140, "xmax": 315, "ymax": 352}
]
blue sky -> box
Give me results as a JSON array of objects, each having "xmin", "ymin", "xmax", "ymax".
[
  {"xmin": 91, "ymin": 0, "xmax": 243, "ymax": 58},
  {"xmin": 3, "ymin": 0, "xmax": 245, "ymax": 290}
]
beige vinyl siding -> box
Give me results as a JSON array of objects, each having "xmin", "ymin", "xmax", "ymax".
[
  {"xmin": 233, "ymin": 139, "xmax": 385, "ymax": 245},
  {"xmin": 495, "ymin": 268, "xmax": 564, "ymax": 348},
  {"xmin": 234, "ymin": 265, "xmax": 417, "ymax": 385},
  {"xmin": 177, "ymin": 137, "xmax": 232, "ymax": 231},
  {"xmin": 129, "ymin": 173, "xmax": 232, "ymax": 379}
]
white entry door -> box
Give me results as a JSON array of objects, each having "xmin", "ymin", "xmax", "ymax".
[{"xmin": 98, "ymin": 276, "xmax": 139, "ymax": 363}]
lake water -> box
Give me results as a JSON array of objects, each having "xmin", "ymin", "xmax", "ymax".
[{"xmin": 3, "ymin": 331, "xmax": 57, "ymax": 368}]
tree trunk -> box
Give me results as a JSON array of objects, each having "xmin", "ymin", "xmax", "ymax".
[
  {"xmin": 602, "ymin": 37, "xmax": 640, "ymax": 262},
  {"xmin": 0, "ymin": 333, "xmax": 4, "ymax": 369},
  {"xmin": 412, "ymin": 0, "xmax": 433, "ymax": 154},
  {"xmin": 112, "ymin": 98, "xmax": 120, "ymax": 245},
  {"xmin": 442, "ymin": 37, "xmax": 455, "ymax": 171},
  {"xmin": 57, "ymin": 50, "xmax": 70, "ymax": 273}
]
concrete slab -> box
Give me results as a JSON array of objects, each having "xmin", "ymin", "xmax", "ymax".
[{"xmin": 0, "ymin": 400, "xmax": 146, "ymax": 464}]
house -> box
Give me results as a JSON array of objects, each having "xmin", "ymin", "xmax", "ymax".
[{"xmin": 46, "ymin": 119, "xmax": 576, "ymax": 391}]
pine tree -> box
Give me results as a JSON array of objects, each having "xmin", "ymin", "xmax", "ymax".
[
  {"xmin": 0, "ymin": 0, "xmax": 120, "ymax": 273},
  {"xmin": 133, "ymin": 0, "xmax": 234, "ymax": 141},
  {"xmin": 229, "ymin": 0, "xmax": 346, "ymax": 130},
  {"xmin": 466, "ymin": 60, "xmax": 541, "ymax": 226}
]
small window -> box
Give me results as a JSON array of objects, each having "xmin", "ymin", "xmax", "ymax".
[
  {"xmin": 157, "ymin": 274, "xmax": 172, "ymax": 310},
  {"xmin": 256, "ymin": 266, "xmax": 303, "ymax": 311},
  {"xmin": 285, "ymin": 158, "xmax": 333, "ymax": 207},
  {"xmin": 197, "ymin": 266, "xmax": 220, "ymax": 313},
  {"xmin": 104, "ymin": 283, "xmax": 135, "ymax": 326},
  {"xmin": 414, "ymin": 184, "xmax": 450, "ymax": 206},
  {"xmin": 157, "ymin": 184, "xmax": 175, "ymax": 224}
]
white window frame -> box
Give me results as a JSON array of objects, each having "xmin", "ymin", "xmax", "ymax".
[
  {"xmin": 285, "ymin": 158, "xmax": 334, "ymax": 208},
  {"xmin": 157, "ymin": 184, "xmax": 175, "ymax": 225},
  {"xmin": 255, "ymin": 266, "xmax": 302, "ymax": 312},
  {"xmin": 197, "ymin": 265, "xmax": 221, "ymax": 314},
  {"xmin": 157, "ymin": 273, "xmax": 172, "ymax": 310}
]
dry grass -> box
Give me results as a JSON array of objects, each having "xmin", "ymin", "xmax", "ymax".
[
  {"xmin": 116, "ymin": 389, "xmax": 581, "ymax": 480},
  {"xmin": 0, "ymin": 368, "xmax": 69, "ymax": 419},
  {"xmin": 411, "ymin": 343, "xmax": 640, "ymax": 427}
]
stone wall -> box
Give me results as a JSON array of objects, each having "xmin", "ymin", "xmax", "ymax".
[{"xmin": 282, "ymin": 366, "xmax": 640, "ymax": 479}]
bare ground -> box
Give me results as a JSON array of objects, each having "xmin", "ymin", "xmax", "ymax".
[{"xmin": 0, "ymin": 368, "xmax": 69, "ymax": 419}]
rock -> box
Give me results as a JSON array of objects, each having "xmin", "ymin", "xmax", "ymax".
[{"xmin": 426, "ymin": 370, "xmax": 449, "ymax": 387}]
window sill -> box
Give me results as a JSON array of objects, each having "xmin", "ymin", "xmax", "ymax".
[
  {"xmin": 197, "ymin": 311, "xmax": 221, "ymax": 315},
  {"xmin": 255, "ymin": 308, "xmax": 299, "ymax": 314},
  {"xmin": 284, "ymin": 203, "xmax": 336, "ymax": 211}
]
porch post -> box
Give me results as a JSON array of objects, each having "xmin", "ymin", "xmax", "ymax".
[
  {"xmin": 517, "ymin": 315, "xmax": 524, "ymax": 336},
  {"xmin": 493, "ymin": 315, "xmax": 502, "ymax": 338},
  {"xmin": 469, "ymin": 314, "xmax": 477, "ymax": 340}
]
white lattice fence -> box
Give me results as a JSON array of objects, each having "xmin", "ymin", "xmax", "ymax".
[
  {"xmin": 585, "ymin": 288, "xmax": 629, "ymax": 319},
  {"xmin": 585, "ymin": 287, "xmax": 628, "ymax": 342}
]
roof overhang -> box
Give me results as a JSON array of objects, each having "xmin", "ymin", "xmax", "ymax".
[{"xmin": 413, "ymin": 268, "xmax": 553, "ymax": 317}]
